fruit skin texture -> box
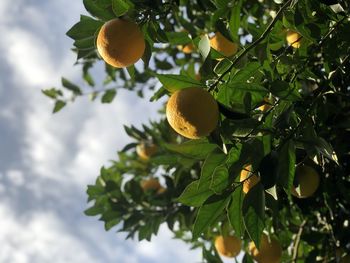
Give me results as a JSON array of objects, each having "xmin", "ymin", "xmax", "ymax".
[
  {"xmin": 291, "ymin": 165, "xmax": 320, "ymax": 198},
  {"xmin": 214, "ymin": 235, "xmax": 241, "ymax": 258},
  {"xmin": 240, "ymin": 165, "xmax": 260, "ymax": 194},
  {"xmin": 286, "ymin": 31, "xmax": 302, "ymax": 48},
  {"xmin": 166, "ymin": 87, "xmax": 219, "ymax": 139},
  {"xmin": 136, "ymin": 143, "xmax": 157, "ymax": 161},
  {"xmin": 210, "ymin": 32, "xmax": 238, "ymax": 57},
  {"xmin": 97, "ymin": 19, "xmax": 145, "ymax": 68},
  {"xmin": 140, "ymin": 178, "xmax": 161, "ymax": 192},
  {"xmin": 249, "ymin": 233, "xmax": 282, "ymax": 263}
]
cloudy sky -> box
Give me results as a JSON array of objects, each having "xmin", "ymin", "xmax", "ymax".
[{"xmin": 0, "ymin": 0, "xmax": 207, "ymax": 262}]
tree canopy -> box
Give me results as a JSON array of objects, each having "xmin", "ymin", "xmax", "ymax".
[{"xmin": 44, "ymin": 0, "xmax": 350, "ymax": 262}]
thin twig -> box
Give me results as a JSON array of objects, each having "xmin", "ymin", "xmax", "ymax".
[{"xmin": 292, "ymin": 219, "xmax": 307, "ymax": 263}]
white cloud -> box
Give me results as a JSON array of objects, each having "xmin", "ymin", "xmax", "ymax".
[
  {"xmin": 0, "ymin": 204, "xmax": 98, "ymax": 263},
  {"xmin": 6, "ymin": 169, "xmax": 25, "ymax": 186}
]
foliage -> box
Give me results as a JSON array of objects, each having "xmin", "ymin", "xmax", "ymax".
[{"xmin": 45, "ymin": 0, "xmax": 350, "ymax": 262}]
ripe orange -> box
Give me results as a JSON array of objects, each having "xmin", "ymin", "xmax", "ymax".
[
  {"xmin": 182, "ymin": 43, "xmax": 195, "ymax": 54},
  {"xmin": 286, "ymin": 31, "xmax": 302, "ymax": 48},
  {"xmin": 166, "ymin": 87, "xmax": 219, "ymax": 139},
  {"xmin": 214, "ymin": 235, "xmax": 241, "ymax": 258},
  {"xmin": 97, "ymin": 18, "xmax": 145, "ymax": 68},
  {"xmin": 210, "ymin": 32, "xmax": 238, "ymax": 57},
  {"xmin": 240, "ymin": 165, "xmax": 260, "ymax": 194},
  {"xmin": 249, "ymin": 233, "xmax": 282, "ymax": 263},
  {"xmin": 136, "ymin": 142, "xmax": 157, "ymax": 161},
  {"xmin": 140, "ymin": 178, "xmax": 161, "ymax": 192},
  {"xmin": 291, "ymin": 165, "xmax": 320, "ymax": 198}
]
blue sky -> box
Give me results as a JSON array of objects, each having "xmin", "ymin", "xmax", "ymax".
[{"xmin": 0, "ymin": 0, "xmax": 206, "ymax": 262}]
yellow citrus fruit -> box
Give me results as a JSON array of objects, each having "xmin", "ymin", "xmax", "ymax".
[
  {"xmin": 210, "ymin": 32, "xmax": 238, "ymax": 57},
  {"xmin": 240, "ymin": 165, "xmax": 260, "ymax": 194},
  {"xmin": 249, "ymin": 233, "xmax": 282, "ymax": 263},
  {"xmin": 97, "ymin": 19, "xmax": 145, "ymax": 68},
  {"xmin": 286, "ymin": 31, "xmax": 302, "ymax": 48},
  {"xmin": 166, "ymin": 87, "xmax": 219, "ymax": 139},
  {"xmin": 140, "ymin": 178, "xmax": 161, "ymax": 192},
  {"xmin": 259, "ymin": 98, "xmax": 273, "ymax": 112},
  {"xmin": 291, "ymin": 165, "xmax": 320, "ymax": 198},
  {"xmin": 214, "ymin": 235, "xmax": 241, "ymax": 258},
  {"xmin": 182, "ymin": 43, "xmax": 195, "ymax": 54},
  {"xmin": 136, "ymin": 143, "xmax": 157, "ymax": 161}
]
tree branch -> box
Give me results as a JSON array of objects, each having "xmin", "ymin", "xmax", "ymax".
[
  {"xmin": 292, "ymin": 219, "xmax": 307, "ymax": 263},
  {"xmin": 208, "ymin": 0, "xmax": 293, "ymax": 92}
]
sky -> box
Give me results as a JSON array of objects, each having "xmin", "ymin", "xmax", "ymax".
[{"xmin": 0, "ymin": 0, "xmax": 206, "ymax": 262}]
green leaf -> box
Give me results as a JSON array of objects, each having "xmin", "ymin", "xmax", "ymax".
[
  {"xmin": 83, "ymin": 0, "xmax": 115, "ymax": 20},
  {"xmin": 231, "ymin": 62, "xmax": 261, "ymax": 82},
  {"xmin": 229, "ymin": 0, "xmax": 242, "ymax": 42},
  {"xmin": 192, "ymin": 194, "xmax": 230, "ymax": 239},
  {"xmin": 313, "ymin": 137, "xmax": 339, "ymax": 164},
  {"xmin": 42, "ymin": 88, "xmax": 63, "ymax": 99},
  {"xmin": 101, "ymin": 89, "xmax": 117, "ymax": 103},
  {"xmin": 210, "ymin": 166, "xmax": 230, "ymax": 194},
  {"xmin": 66, "ymin": 15, "xmax": 103, "ymax": 40},
  {"xmin": 277, "ymin": 140, "xmax": 296, "ymax": 193},
  {"xmin": 198, "ymin": 34, "xmax": 210, "ymax": 59},
  {"xmin": 112, "ymin": 0, "xmax": 133, "ymax": 17},
  {"xmin": 258, "ymin": 151, "xmax": 279, "ymax": 190},
  {"xmin": 61, "ymin": 77, "xmax": 82, "ymax": 95},
  {"xmin": 270, "ymin": 80, "xmax": 301, "ymax": 101},
  {"xmin": 177, "ymin": 180, "xmax": 213, "ymax": 207},
  {"xmin": 156, "ymin": 74, "xmax": 203, "ymax": 92},
  {"xmin": 242, "ymin": 183, "xmax": 265, "ymax": 248},
  {"xmin": 84, "ymin": 205, "xmax": 103, "ymax": 216},
  {"xmin": 227, "ymin": 185, "xmax": 244, "ymax": 237},
  {"xmin": 53, "ymin": 100, "xmax": 66, "ymax": 113},
  {"xmin": 199, "ymin": 149, "xmax": 227, "ymax": 188},
  {"xmin": 163, "ymin": 139, "xmax": 217, "ymax": 160},
  {"xmin": 166, "ymin": 31, "xmax": 192, "ymax": 45}
]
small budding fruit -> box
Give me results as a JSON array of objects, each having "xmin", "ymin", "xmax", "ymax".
[
  {"xmin": 286, "ymin": 31, "xmax": 302, "ymax": 48},
  {"xmin": 291, "ymin": 165, "xmax": 320, "ymax": 198},
  {"xmin": 249, "ymin": 233, "xmax": 282, "ymax": 263},
  {"xmin": 214, "ymin": 235, "xmax": 241, "ymax": 258},
  {"xmin": 210, "ymin": 32, "xmax": 238, "ymax": 57},
  {"xmin": 166, "ymin": 87, "xmax": 219, "ymax": 139},
  {"xmin": 136, "ymin": 143, "xmax": 157, "ymax": 161},
  {"xmin": 240, "ymin": 165, "xmax": 260, "ymax": 194},
  {"xmin": 97, "ymin": 19, "xmax": 145, "ymax": 68},
  {"xmin": 141, "ymin": 178, "xmax": 161, "ymax": 192}
]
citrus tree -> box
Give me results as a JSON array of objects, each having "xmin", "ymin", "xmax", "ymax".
[{"xmin": 44, "ymin": 0, "xmax": 350, "ymax": 262}]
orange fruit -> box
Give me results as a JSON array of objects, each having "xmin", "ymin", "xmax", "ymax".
[
  {"xmin": 97, "ymin": 19, "xmax": 145, "ymax": 68},
  {"xmin": 240, "ymin": 165, "xmax": 260, "ymax": 194},
  {"xmin": 182, "ymin": 43, "xmax": 195, "ymax": 54},
  {"xmin": 210, "ymin": 32, "xmax": 238, "ymax": 57},
  {"xmin": 214, "ymin": 235, "xmax": 241, "ymax": 258},
  {"xmin": 286, "ymin": 31, "xmax": 302, "ymax": 48},
  {"xmin": 291, "ymin": 165, "xmax": 320, "ymax": 198},
  {"xmin": 140, "ymin": 178, "xmax": 161, "ymax": 192},
  {"xmin": 166, "ymin": 87, "xmax": 219, "ymax": 139},
  {"xmin": 136, "ymin": 142, "xmax": 157, "ymax": 161},
  {"xmin": 249, "ymin": 233, "xmax": 282, "ymax": 263}
]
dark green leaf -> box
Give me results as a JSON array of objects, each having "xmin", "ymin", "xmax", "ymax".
[
  {"xmin": 156, "ymin": 74, "xmax": 202, "ymax": 92},
  {"xmin": 199, "ymin": 149, "xmax": 227, "ymax": 188},
  {"xmin": 242, "ymin": 183, "xmax": 265, "ymax": 248},
  {"xmin": 164, "ymin": 139, "xmax": 217, "ymax": 160},
  {"xmin": 61, "ymin": 77, "xmax": 82, "ymax": 95},
  {"xmin": 227, "ymin": 185, "xmax": 244, "ymax": 237},
  {"xmin": 53, "ymin": 100, "xmax": 66, "ymax": 113},
  {"xmin": 101, "ymin": 89, "xmax": 117, "ymax": 103},
  {"xmin": 177, "ymin": 180, "xmax": 213, "ymax": 207},
  {"xmin": 277, "ymin": 140, "xmax": 296, "ymax": 193},
  {"xmin": 66, "ymin": 15, "xmax": 103, "ymax": 40},
  {"xmin": 192, "ymin": 194, "xmax": 230, "ymax": 239}
]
